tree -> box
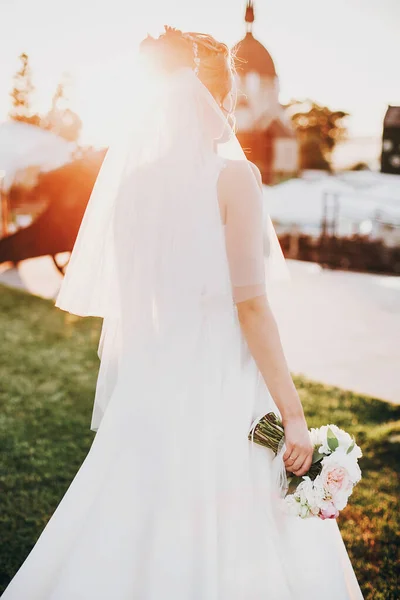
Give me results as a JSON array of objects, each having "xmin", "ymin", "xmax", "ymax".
[
  {"xmin": 41, "ymin": 77, "xmax": 82, "ymax": 142},
  {"xmin": 9, "ymin": 53, "xmax": 40, "ymax": 125},
  {"xmin": 288, "ymin": 99, "xmax": 348, "ymax": 171}
]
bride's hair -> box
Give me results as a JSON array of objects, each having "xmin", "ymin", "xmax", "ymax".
[{"xmin": 140, "ymin": 26, "xmax": 235, "ymax": 104}]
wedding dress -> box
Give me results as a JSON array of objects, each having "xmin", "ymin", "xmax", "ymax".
[{"xmin": 1, "ymin": 67, "xmax": 364, "ymax": 599}]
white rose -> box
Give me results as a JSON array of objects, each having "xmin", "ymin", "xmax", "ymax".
[
  {"xmin": 296, "ymin": 478, "xmax": 313, "ymax": 505},
  {"xmin": 313, "ymin": 425, "xmax": 330, "ymax": 454},
  {"xmin": 299, "ymin": 503, "xmax": 310, "ymax": 518},
  {"xmin": 284, "ymin": 495, "xmax": 301, "ymax": 517},
  {"xmin": 295, "ymin": 477, "xmax": 323, "ymax": 515},
  {"xmin": 332, "ymin": 489, "xmax": 351, "ymax": 511},
  {"xmin": 308, "ymin": 480, "xmax": 326, "ymax": 513},
  {"xmin": 314, "ymin": 424, "xmax": 360, "ymax": 457},
  {"xmin": 312, "ymin": 477, "xmax": 328, "ymax": 503},
  {"xmin": 309, "ymin": 427, "xmax": 324, "ymax": 448},
  {"xmin": 347, "ymin": 441, "xmax": 362, "ymax": 460},
  {"xmin": 328, "ymin": 424, "xmax": 353, "ymax": 450}
]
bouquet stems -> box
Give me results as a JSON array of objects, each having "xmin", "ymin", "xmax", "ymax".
[
  {"xmin": 248, "ymin": 412, "xmax": 285, "ymax": 454},
  {"xmin": 248, "ymin": 412, "xmax": 323, "ymax": 484}
]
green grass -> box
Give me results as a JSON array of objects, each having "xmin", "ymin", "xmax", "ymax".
[{"xmin": 0, "ymin": 283, "xmax": 399, "ymax": 598}]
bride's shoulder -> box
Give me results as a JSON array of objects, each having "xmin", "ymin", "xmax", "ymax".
[{"xmin": 218, "ymin": 159, "xmax": 262, "ymax": 192}]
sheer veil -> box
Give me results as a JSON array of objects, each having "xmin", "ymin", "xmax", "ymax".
[{"xmin": 55, "ymin": 66, "xmax": 289, "ymax": 431}]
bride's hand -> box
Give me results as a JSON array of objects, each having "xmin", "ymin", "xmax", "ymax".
[{"xmin": 282, "ymin": 416, "xmax": 313, "ymax": 477}]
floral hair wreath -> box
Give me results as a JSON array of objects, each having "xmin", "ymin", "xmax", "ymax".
[
  {"xmin": 157, "ymin": 26, "xmax": 234, "ymax": 118},
  {"xmin": 192, "ymin": 42, "xmax": 200, "ymax": 76},
  {"xmin": 162, "ymin": 26, "xmax": 201, "ymax": 77}
]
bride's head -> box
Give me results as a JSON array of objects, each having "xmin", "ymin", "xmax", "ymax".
[{"xmin": 140, "ymin": 26, "xmax": 236, "ymax": 117}]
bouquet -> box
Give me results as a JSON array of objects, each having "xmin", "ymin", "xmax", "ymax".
[{"xmin": 248, "ymin": 413, "xmax": 362, "ymax": 520}]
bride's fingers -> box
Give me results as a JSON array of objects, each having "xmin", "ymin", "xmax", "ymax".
[
  {"xmin": 283, "ymin": 446, "xmax": 298, "ymax": 464},
  {"xmin": 284, "ymin": 454, "xmax": 300, "ymax": 471},
  {"xmin": 283, "ymin": 445, "xmax": 294, "ymax": 462},
  {"xmin": 284, "ymin": 455, "xmax": 297, "ymax": 468},
  {"xmin": 293, "ymin": 453, "xmax": 313, "ymax": 477},
  {"xmin": 288, "ymin": 454, "xmax": 305, "ymax": 473}
]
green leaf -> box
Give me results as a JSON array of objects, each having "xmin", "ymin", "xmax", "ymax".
[
  {"xmin": 312, "ymin": 449, "xmax": 325, "ymax": 464},
  {"xmin": 346, "ymin": 439, "xmax": 355, "ymax": 454},
  {"xmin": 327, "ymin": 427, "xmax": 339, "ymax": 452}
]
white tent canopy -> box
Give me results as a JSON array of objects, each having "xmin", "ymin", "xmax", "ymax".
[
  {"xmin": 263, "ymin": 178, "xmax": 352, "ymax": 227},
  {"xmin": 264, "ymin": 172, "xmax": 400, "ymax": 232},
  {"xmin": 0, "ymin": 121, "xmax": 74, "ymax": 191}
]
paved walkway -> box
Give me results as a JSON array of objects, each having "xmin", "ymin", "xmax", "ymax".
[
  {"xmin": 269, "ymin": 261, "xmax": 400, "ymax": 404},
  {"xmin": 1, "ymin": 256, "xmax": 399, "ymax": 404}
]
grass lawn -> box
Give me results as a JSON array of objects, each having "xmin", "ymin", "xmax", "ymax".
[{"xmin": 0, "ymin": 283, "xmax": 399, "ymax": 598}]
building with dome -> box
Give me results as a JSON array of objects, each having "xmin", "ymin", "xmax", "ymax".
[{"xmin": 232, "ymin": 2, "xmax": 298, "ymax": 183}]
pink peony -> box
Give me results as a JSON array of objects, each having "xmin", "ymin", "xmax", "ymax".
[
  {"xmin": 322, "ymin": 465, "xmax": 351, "ymax": 495},
  {"xmin": 319, "ymin": 503, "xmax": 339, "ymax": 520}
]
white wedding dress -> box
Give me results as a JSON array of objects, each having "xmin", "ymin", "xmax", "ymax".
[{"xmin": 1, "ymin": 68, "xmax": 364, "ymax": 600}]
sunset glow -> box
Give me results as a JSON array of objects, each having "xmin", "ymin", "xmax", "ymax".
[{"xmin": 1, "ymin": 0, "xmax": 399, "ymax": 147}]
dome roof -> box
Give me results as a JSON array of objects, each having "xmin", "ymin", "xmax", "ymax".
[{"xmin": 233, "ymin": 32, "xmax": 277, "ymax": 78}]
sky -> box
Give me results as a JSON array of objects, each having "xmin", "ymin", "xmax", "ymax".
[{"xmin": 1, "ymin": 0, "xmax": 399, "ymax": 147}]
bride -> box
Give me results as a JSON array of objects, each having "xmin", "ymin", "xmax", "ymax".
[{"xmin": 2, "ymin": 27, "xmax": 364, "ymax": 599}]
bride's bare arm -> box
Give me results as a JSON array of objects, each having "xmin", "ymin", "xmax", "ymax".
[
  {"xmin": 237, "ymin": 295, "xmax": 313, "ymax": 477},
  {"xmin": 219, "ymin": 160, "xmax": 313, "ymax": 477}
]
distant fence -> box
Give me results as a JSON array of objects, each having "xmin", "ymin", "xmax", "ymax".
[
  {"xmin": 276, "ymin": 185, "xmax": 400, "ymax": 275},
  {"xmin": 279, "ymin": 233, "xmax": 400, "ymax": 275}
]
